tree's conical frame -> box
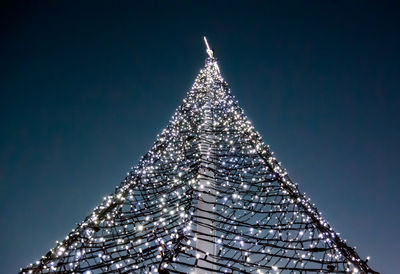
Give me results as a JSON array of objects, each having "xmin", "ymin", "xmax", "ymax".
[{"xmin": 20, "ymin": 39, "xmax": 377, "ymax": 274}]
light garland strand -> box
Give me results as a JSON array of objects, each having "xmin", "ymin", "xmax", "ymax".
[{"xmin": 20, "ymin": 54, "xmax": 377, "ymax": 273}]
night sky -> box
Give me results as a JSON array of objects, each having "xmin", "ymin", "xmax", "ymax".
[{"xmin": 1, "ymin": 1, "xmax": 399, "ymax": 273}]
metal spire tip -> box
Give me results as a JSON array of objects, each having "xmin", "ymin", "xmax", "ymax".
[{"xmin": 203, "ymin": 36, "xmax": 214, "ymax": 58}]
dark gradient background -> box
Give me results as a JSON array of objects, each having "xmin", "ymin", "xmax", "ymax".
[{"xmin": 1, "ymin": 1, "xmax": 399, "ymax": 273}]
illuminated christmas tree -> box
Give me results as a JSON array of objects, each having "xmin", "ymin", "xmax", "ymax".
[{"xmin": 21, "ymin": 38, "xmax": 377, "ymax": 274}]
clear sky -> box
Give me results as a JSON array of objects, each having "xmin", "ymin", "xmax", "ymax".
[{"xmin": 1, "ymin": 1, "xmax": 399, "ymax": 273}]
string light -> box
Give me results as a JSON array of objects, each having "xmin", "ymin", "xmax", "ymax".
[{"xmin": 20, "ymin": 41, "xmax": 377, "ymax": 274}]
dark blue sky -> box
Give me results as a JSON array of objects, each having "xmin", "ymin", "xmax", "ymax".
[{"xmin": 1, "ymin": 1, "xmax": 399, "ymax": 273}]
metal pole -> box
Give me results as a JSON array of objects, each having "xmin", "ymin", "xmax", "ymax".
[{"xmin": 194, "ymin": 100, "xmax": 217, "ymax": 273}]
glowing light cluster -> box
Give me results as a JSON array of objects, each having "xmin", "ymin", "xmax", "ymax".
[{"xmin": 20, "ymin": 54, "xmax": 376, "ymax": 273}]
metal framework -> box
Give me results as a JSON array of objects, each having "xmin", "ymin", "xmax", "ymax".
[{"xmin": 20, "ymin": 39, "xmax": 377, "ymax": 273}]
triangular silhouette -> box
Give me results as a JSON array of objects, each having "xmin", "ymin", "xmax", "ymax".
[{"xmin": 21, "ymin": 39, "xmax": 377, "ymax": 273}]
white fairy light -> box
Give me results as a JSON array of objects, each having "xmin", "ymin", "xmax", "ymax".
[{"xmin": 20, "ymin": 38, "xmax": 375, "ymax": 274}]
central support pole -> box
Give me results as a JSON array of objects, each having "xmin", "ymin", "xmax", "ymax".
[{"xmin": 194, "ymin": 100, "xmax": 217, "ymax": 273}]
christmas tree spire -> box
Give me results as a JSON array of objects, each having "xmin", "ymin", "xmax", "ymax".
[{"xmin": 20, "ymin": 38, "xmax": 377, "ymax": 274}]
